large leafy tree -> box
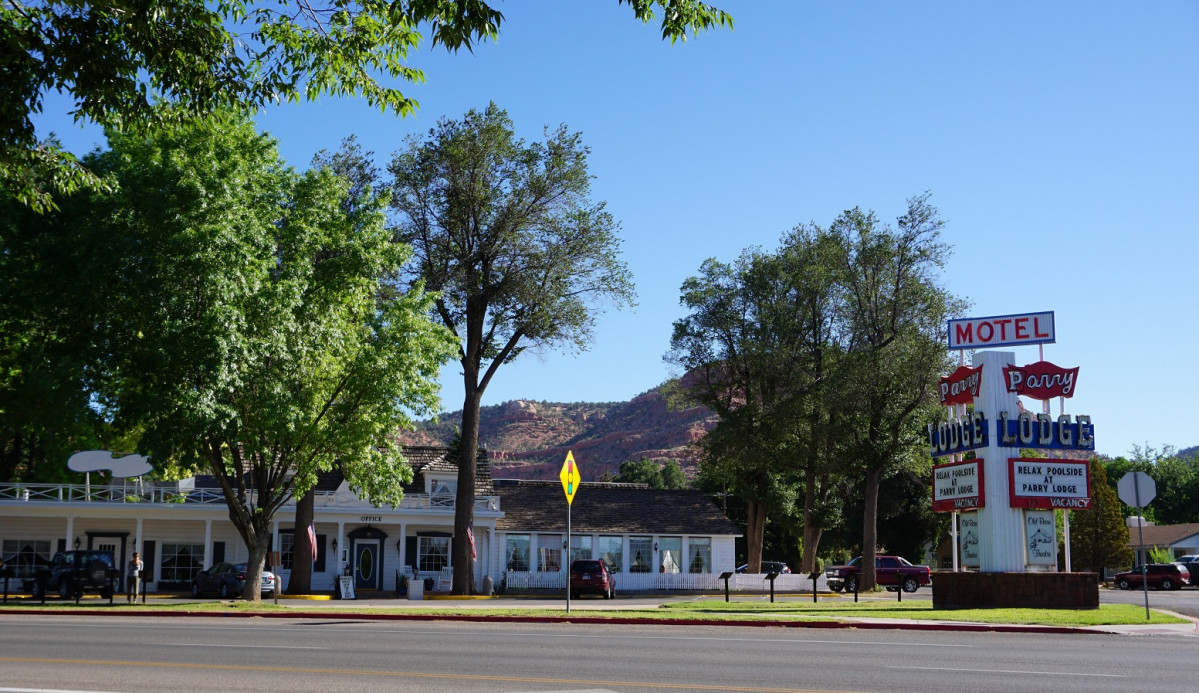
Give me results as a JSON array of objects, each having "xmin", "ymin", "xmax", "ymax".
[
  {"xmin": 2, "ymin": 0, "xmax": 732, "ymax": 212},
  {"xmin": 388, "ymin": 103, "xmax": 635, "ymax": 594},
  {"xmin": 75, "ymin": 112, "xmax": 456, "ymax": 600},
  {"xmin": 833, "ymin": 194, "xmax": 963, "ymax": 589}
]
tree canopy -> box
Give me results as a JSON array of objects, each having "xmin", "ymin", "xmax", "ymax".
[
  {"xmin": 2, "ymin": 0, "xmax": 732, "ymax": 212},
  {"xmin": 388, "ymin": 103, "xmax": 635, "ymax": 593},
  {"xmin": 669, "ymin": 194, "xmax": 963, "ymax": 577},
  {"xmin": 35, "ymin": 111, "xmax": 457, "ymax": 598}
]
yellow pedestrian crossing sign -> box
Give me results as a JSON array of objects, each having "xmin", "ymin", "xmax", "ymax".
[{"xmin": 559, "ymin": 451, "xmax": 580, "ymax": 505}]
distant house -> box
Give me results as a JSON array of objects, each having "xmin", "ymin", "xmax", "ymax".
[
  {"xmin": 1125, "ymin": 521, "xmax": 1199, "ymax": 564},
  {"xmin": 0, "ymin": 447, "xmax": 742, "ymax": 595}
]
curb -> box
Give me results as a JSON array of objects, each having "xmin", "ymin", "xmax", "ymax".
[{"xmin": 0, "ymin": 606, "xmax": 1107, "ymax": 635}]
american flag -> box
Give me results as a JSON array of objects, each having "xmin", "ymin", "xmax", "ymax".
[
  {"xmin": 307, "ymin": 523, "xmax": 318, "ymax": 563},
  {"xmin": 467, "ymin": 525, "xmax": 476, "ymax": 561}
]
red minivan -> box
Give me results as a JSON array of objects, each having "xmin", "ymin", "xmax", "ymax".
[{"xmin": 570, "ymin": 559, "xmax": 616, "ymax": 599}]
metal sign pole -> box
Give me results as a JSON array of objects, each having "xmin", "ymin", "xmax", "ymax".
[
  {"xmin": 1135, "ymin": 475, "xmax": 1149, "ymax": 621},
  {"xmin": 566, "ymin": 503, "xmax": 571, "ymax": 614}
]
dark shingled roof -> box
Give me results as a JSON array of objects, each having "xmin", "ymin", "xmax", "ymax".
[
  {"xmin": 401, "ymin": 446, "xmax": 494, "ymax": 496},
  {"xmin": 493, "ymin": 480, "xmax": 740, "ymax": 536}
]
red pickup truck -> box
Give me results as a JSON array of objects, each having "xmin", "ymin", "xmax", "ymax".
[{"xmin": 825, "ymin": 555, "xmax": 932, "ymax": 593}]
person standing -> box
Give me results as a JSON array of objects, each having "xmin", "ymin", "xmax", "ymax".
[{"xmin": 127, "ymin": 552, "xmax": 143, "ymax": 603}]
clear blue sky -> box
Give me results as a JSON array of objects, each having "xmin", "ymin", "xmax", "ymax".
[{"xmin": 37, "ymin": 2, "xmax": 1199, "ymax": 458}]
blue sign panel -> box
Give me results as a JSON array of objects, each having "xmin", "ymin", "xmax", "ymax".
[
  {"xmin": 927, "ymin": 412, "xmax": 989, "ymax": 458},
  {"xmin": 995, "ymin": 412, "xmax": 1094, "ymax": 451}
]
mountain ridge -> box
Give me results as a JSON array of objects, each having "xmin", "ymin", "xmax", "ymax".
[{"xmin": 399, "ymin": 385, "xmax": 717, "ymax": 482}]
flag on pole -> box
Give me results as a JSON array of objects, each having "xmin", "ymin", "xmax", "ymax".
[
  {"xmin": 307, "ymin": 523, "xmax": 318, "ymax": 562},
  {"xmin": 467, "ymin": 525, "xmax": 477, "ymax": 561}
]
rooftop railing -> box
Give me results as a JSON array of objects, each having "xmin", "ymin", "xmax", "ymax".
[{"xmin": 0, "ymin": 482, "xmax": 499, "ymax": 512}]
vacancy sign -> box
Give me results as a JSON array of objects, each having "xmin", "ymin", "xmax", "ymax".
[
  {"xmin": 559, "ymin": 451, "xmax": 580, "ymax": 505},
  {"xmin": 933, "ymin": 458, "xmax": 985, "ymax": 512},
  {"xmin": 948, "ymin": 311, "xmax": 1055, "ymax": 349}
]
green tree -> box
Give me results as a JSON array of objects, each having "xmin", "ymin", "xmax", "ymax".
[
  {"xmin": 660, "ymin": 459, "xmax": 689, "ymax": 490},
  {"xmin": 388, "ymin": 104, "xmax": 635, "ymax": 594},
  {"xmin": 669, "ymin": 250, "xmax": 810, "ymax": 573},
  {"xmin": 614, "ymin": 457, "xmax": 688, "ymax": 489},
  {"xmin": 1071, "ymin": 458, "xmax": 1133, "ymax": 573},
  {"xmin": 2, "ymin": 0, "xmax": 732, "ymax": 212},
  {"xmin": 834, "ymin": 194, "xmax": 963, "ymax": 590},
  {"xmin": 78, "ymin": 112, "xmax": 456, "ymax": 600}
]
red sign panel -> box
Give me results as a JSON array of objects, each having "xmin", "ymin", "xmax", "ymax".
[
  {"xmin": 932, "ymin": 458, "xmax": 985, "ymax": 512},
  {"xmin": 1008, "ymin": 458, "xmax": 1091, "ymax": 510},
  {"xmin": 1003, "ymin": 361, "xmax": 1079, "ymax": 400},
  {"xmin": 939, "ymin": 365, "xmax": 983, "ymax": 406}
]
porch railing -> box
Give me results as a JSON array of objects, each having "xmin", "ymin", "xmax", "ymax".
[{"xmin": 0, "ymin": 482, "xmax": 499, "ymax": 512}]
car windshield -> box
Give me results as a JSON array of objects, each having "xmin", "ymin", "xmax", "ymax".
[{"xmin": 573, "ymin": 561, "xmax": 602, "ymax": 572}]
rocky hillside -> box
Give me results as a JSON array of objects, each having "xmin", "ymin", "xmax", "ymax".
[{"xmin": 400, "ymin": 386, "xmax": 717, "ymax": 482}]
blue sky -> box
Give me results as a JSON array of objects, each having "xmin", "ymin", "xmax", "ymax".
[{"xmin": 37, "ymin": 2, "xmax": 1199, "ymax": 458}]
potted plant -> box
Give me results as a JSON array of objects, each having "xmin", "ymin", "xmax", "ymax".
[{"xmin": 397, "ymin": 573, "xmax": 408, "ymax": 597}]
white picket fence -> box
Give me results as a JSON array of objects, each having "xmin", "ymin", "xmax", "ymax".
[{"xmin": 503, "ymin": 570, "xmax": 827, "ymax": 593}]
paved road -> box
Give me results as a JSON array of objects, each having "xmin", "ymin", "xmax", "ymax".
[{"xmin": 0, "ymin": 613, "xmax": 1193, "ymax": 693}]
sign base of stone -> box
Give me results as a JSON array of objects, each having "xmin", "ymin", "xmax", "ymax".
[{"xmin": 932, "ymin": 572, "xmax": 1099, "ymax": 609}]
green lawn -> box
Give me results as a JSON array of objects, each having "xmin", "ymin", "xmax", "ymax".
[{"xmin": 0, "ymin": 597, "xmax": 1186, "ymax": 627}]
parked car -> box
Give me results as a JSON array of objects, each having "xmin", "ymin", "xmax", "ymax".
[
  {"xmin": 1175, "ymin": 555, "xmax": 1199, "ymax": 580},
  {"xmin": 191, "ymin": 562, "xmax": 277, "ymax": 598},
  {"xmin": 1113, "ymin": 563, "xmax": 1190, "ymax": 591},
  {"xmin": 569, "ymin": 559, "xmax": 615, "ymax": 599},
  {"xmin": 825, "ymin": 555, "xmax": 931, "ymax": 593},
  {"xmin": 31, "ymin": 549, "xmax": 117, "ymax": 600},
  {"xmin": 735, "ymin": 561, "xmax": 791, "ymax": 574}
]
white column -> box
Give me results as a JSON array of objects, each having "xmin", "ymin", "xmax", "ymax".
[
  {"xmin": 203, "ymin": 519, "xmax": 213, "ymax": 567},
  {"xmin": 974, "ymin": 350, "xmax": 1026, "ymax": 572},
  {"xmin": 65, "ymin": 517, "xmax": 75, "ymax": 551}
]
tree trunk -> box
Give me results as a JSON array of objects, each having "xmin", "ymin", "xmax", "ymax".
[
  {"xmin": 745, "ymin": 499, "xmax": 766, "ymax": 572},
  {"xmin": 861, "ymin": 466, "xmax": 882, "ymax": 590},
  {"xmin": 288, "ymin": 490, "xmax": 315, "ymax": 594},
  {"xmin": 452, "ymin": 382, "xmax": 482, "ymax": 595}
]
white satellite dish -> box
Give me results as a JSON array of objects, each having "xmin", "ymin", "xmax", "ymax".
[{"xmin": 67, "ymin": 450, "xmax": 153, "ymax": 478}]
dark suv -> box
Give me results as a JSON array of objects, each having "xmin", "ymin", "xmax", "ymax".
[
  {"xmin": 32, "ymin": 550, "xmax": 118, "ymax": 599},
  {"xmin": 570, "ymin": 559, "xmax": 615, "ymax": 599},
  {"xmin": 1113, "ymin": 563, "xmax": 1190, "ymax": 591}
]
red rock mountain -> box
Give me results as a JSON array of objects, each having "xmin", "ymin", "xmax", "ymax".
[{"xmin": 399, "ymin": 386, "xmax": 717, "ymax": 482}]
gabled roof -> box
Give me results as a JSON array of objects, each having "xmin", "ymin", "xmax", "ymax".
[
  {"xmin": 1127, "ymin": 523, "xmax": 1199, "ymax": 548},
  {"xmin": 401, "ymin": 446, "xmax": 494, "ymax": 496},
  {"xmin": 493, "ymin": 480, "xmax": 740, "ymax": 536}
]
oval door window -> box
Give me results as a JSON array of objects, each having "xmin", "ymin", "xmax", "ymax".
[{"xmin": 359, "ymin": 547, "xmax": 375, "ymax": 580}]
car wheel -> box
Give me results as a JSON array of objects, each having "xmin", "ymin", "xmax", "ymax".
[
  {"xmin": 1117, "ymin": 578, "xmax": 1131, "ymax": 590},
  {"xmin": 1161, "ymin": 578, "xmax": 1175, "ymax": 591},
  {"xmin": 610, "ymin": 586, "xmax": 616, "ymax": 599},
  {"xmin": 845, "ymin": 577, "xmax": 858, "ymax": 593},
  {"xmin": 31, "ymin": 581, "xmax": 44, "ymax": 600},
  {"xmin": 828, "ymin": 583, "xmax": 843, "ymax": 593},
  {"xmin": 901, "ymin": 577, "xmax": 919, "ymax": 593},
  {"xmin": 219, "ymin": 583, "xmax": 230, "ymax": 599},
  {"xmin": 100, "ymin": 585, "xmax": 113, "ymax": 599},
  {"xmin": 58, "ymin": 577, "xmax": 72, "ymax": 599},
  {"xmin": 191, "ymin": 582, "xmax": 201, "ymax": 598},
  {"xmin": 571, "ymin": 591, "xmax": 579, "ymax": 600}
]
